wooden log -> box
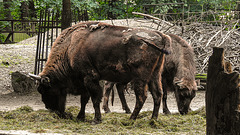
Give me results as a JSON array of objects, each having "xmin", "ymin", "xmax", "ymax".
[{"xmin": 206, "ymin": 47, "xmax": 240, "ymax": 135}]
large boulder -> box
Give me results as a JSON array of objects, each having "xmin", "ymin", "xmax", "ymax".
[{"xmin": 11, "ymin": 71, "xmax": 37, "ymax": 93}]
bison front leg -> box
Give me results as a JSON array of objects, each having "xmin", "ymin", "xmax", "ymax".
[
  {"xmin": 77, "ymin": 92, "xmax": 90, "ymax": 121},
  {"xmin": 84, "ymin": 76, "xmax": 103, "ymax": 124},
  {"xmin": 130, "ymin": 80, "xmax": 148, "ymax": 120}
]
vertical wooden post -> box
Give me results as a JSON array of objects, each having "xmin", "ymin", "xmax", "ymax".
[
  {"xmin": 11, "ymin": 20, "xmax": 14, "ymax": 42},
  {"xmin": 206, "ymin": 47, "xmax": 240, "ymax": 135}
]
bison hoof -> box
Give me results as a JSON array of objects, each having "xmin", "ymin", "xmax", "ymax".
[
  {"xmin": 179, "ymin": 111, "xmax": 188, "ymax": 115},
  {"xmin": 77, "ymin": 114, "xmax": 85, "ymax": 122},
  {"xmin": 56, "ymin": 112, "xmax": 73, "ymax": 119},
  {"xmin": 103, "ymin": 107, "xmax": 111, "ymax": 113},
  {"xmin": 91, "ymin": 119, "xmax": 102, "ymax": 125},
  {"xmin": 125, "ymin": 109, "xmax": 131, "ymax": 114},
  {"xmin": 163, "ymin": 109, "xmax": 171, "ymax": 115},
  {"xmin": 77, "ymin": 117, "xmax": 85, "ymax": 122},
  {"xmin": 129, "ymin": 115, "xmax": 137, "ymax": 120}
]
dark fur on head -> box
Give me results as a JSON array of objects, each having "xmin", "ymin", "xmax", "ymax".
[{"xmin": 162, "ymin": 33, "xmax": 197, "ymax": 115}]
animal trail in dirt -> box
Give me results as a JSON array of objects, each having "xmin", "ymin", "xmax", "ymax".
[{"xmin": 29, "ymin": 21, "xmax": 171, "ymax": 124}]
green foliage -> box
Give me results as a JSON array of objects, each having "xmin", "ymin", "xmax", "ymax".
[
  {"xmin": 0, "ymin": 0, "xmax": 238, "ymax": 39},
  {"xmin": 195, "ymin": 73, "xmax": 207, "ymax": 80},
  {"xmin": 0, "ymin": 34, "xmax": 6, "ymax": 43},
  {"xmin": 35, "ymin": 0, "xmax": 62, "ymax": 10},
  {"xmin": 0, "ymin": 0, "xmax": 237, "ymax": 21}
]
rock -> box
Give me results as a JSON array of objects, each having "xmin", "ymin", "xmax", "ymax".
[{"xmin": 11, "ymin": 71, "xmax": 37, "ymax": 93}]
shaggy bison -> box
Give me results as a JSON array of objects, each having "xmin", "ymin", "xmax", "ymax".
[
  {"xmin": 102, "ymin": 33, "xmax": 198, "ymax": 115},
  {"xmin": 30, "ymin": 21, "xmax": 171, "ymax": 124}
]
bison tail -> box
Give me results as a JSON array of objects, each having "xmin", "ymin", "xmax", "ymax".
[
  {"xmin": 111, "ymin": 85, "xmax": 115, "ymax": 106},
  {"xmin": 155, "ymin": 31, "xmax": 172, "ymax": 55}
]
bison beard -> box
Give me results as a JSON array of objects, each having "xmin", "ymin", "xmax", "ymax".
[{"xmin": 29, "ymin": 21, "xmax": 171, "ymax": 124}]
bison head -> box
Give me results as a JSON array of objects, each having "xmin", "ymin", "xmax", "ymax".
[
  {"xmin": 29, "ymin": 73, "xmax": 67, "ymax": 117},
  {"xmin": 173, "ymin": 77, "xmax": 197, "ymax": 115}
]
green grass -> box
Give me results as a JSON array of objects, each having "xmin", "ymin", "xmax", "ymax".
[
  {"xmin": 2, "ymin": 33, "xmax": 30, "ymax": 43},
  {"xmin": 195, "ymin": 73, "xmax": 240, "ymax": 80},
  {"xmin": 195, "ymin": 74, "xmax": 207, "ymax": 80},
  {"xmin": 0, "ymin": 55, "xmax": 31, "ymax": 67},
  {"xmin": 0, "ymin": 106, "xmax": 206, "ymax": 134}
]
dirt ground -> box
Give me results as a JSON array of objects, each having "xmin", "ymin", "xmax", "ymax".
[{"xmin": 0, "ymin": 89, "xmax": 205, "ymax": 114}]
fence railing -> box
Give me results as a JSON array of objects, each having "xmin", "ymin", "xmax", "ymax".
[
  {"xmin": 34, "ymin": 10, "xmax": 62, "ymax": 75},
  {"xmin": 0, "ymin": 19, "xmax": 39, "ymax": 43}
]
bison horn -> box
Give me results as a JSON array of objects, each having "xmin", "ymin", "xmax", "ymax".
[{"xmin": 29, "ymin": 73, "xmax": 41, "ymax": 81}]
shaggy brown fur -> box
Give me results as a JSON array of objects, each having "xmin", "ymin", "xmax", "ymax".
[
  {"xmin": 102, "ymin": 33, "xmax": 197, "ymax": 115},
  {"xmin": 33, "ymin": 21, "xmax": 171, "ymax": 123},
  {"xmin": 162, "ymin": 33, "xmax": 197, "ymax": 115}
]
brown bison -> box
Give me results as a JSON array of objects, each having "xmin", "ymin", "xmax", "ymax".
[
  {"xmin": 29, "ymin": 21, "xmax": 171, "ymax": 124},
  {"xmin": 102, "ymin": 33, "xmax": 198, "ymax": 115}
]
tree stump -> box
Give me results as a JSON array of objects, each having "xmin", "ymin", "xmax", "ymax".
[{"xmin": 206, "ymin": 47, "xmax": 240, "ymax": 135}]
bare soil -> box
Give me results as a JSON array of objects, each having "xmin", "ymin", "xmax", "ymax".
[{"xmin": 0, "ymin": 88, "xmax": 205, "ymax": 114}]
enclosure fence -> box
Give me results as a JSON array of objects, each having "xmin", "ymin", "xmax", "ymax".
[
  {"xmin": 0, "ymin": 19, "xmax": 38, "ymax": 43},
  {"xmin": 34, "ymin": 8, "xmax": 87, "ymax": 75}
]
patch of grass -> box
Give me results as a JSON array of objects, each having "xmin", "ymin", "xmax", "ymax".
[
  {"xmin": 2, "ymin": 33, "xmax": 30, "ymax": 43},
  {"xmin": 0, "ymin": 106, "xmax": 206, "ymax": 134},
  {"xmin": 0, "ymin": 54, "xmax": 31, "ymax": 67},
  {"xmin": 195, "ymin": 74, "xmax": 207, "ymax": 80}
]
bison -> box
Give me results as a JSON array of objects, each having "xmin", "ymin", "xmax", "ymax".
[
  {"xmin": 29, "ymin": 21, "xmax": 171, "ymax": 124},
  {"xmin": 102, "ymin": 33, "xmax": 198, "ymax": 115}
]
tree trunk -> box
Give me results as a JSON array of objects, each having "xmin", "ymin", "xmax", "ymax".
[
  {"xmin": 20, "ymin": 1, "xmax": 29, "ymax": 20},
  {"xmin": 3, "ymin": 0, "xmax": 12, "ymax": 20},
  {"xmin": 29, "ymin": 0, "xmax": 36, "ymax": 19},
  {"xmin": 61, "ymin": 0, "xmax": 72, "ymax": 30},
  {"xmin": 108, "ymin": 0, "xmax": 117, "ymax": 19},
  {"xmin": 206, "ymin": 47, "xmax": 240, "ymax": 135}
]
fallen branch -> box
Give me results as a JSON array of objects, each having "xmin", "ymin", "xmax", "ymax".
[{"xmin": 132, "ymin": 12, "xmax": 174, "ymax": 27}]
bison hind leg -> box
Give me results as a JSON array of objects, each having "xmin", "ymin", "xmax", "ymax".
[
  {"xmin": 116, "ymin": 83, "xmax": 131, "ymax": 114},
  {"xmin": 130, "ymin": 80, "xmax": 148, "ymax": 120},
  {"xmin": 102, "ymin": 81, "xmax": 114, "ymax": 113},
  {"xmin": 148, "ymin": 79, "xmax": 163, "ymax": 119}
]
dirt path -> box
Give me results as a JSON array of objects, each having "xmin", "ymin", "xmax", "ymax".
[{"xmin": 0, "ymin": 90, "xmax": 205, "ymax": 114}]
